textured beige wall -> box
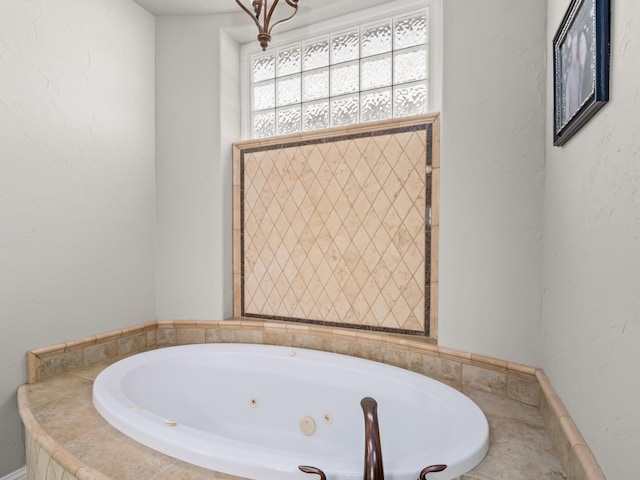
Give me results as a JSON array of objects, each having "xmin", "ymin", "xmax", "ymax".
[
  {"xmin": 543, "ymin": 1, "xmax": 640, "ymax": 478},
  {"xmin": 438, "ymin": 0, "xmax": 546, "ymax": 366},
  {"xmin": 155, "ymin": 14, "xmax": 240, "ymax": 321},
  {"xmin": 0, "ymin": 0, "xmax": 156, "ymax": 475}
]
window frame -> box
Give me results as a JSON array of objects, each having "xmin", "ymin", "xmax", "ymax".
[{"xmin": 240, "ymin": 0, "xmax": 442, "ymax": 140}]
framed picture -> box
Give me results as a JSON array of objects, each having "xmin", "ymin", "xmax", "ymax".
[{"xmin": 553, "ymin": 0, "xmax": 610, "ymax": 146}]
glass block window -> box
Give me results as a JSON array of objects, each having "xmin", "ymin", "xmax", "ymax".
[{"xmin": 249, "ymin": 9, "xmax": 430, "ymax": 138}]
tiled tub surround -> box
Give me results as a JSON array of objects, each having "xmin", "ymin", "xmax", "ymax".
[
  {"xmin": 233, "ymin": 115, "xmax": 440, "ymax": 337},
  {"xmin": 19, "ymin": 320, "xmax": 605, "ymax": 480}
]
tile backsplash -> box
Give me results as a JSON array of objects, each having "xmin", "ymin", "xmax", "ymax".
[{"xmin": 233, "ymin": 116, "xmax": 440, "ymax": 336}]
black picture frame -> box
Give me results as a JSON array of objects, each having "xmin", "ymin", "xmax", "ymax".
[{"xmin": 553, "ymin": 0, "xmax": 610, "ymax": 146}]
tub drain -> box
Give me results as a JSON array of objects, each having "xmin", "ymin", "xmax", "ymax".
[{"xmin": 322, "ymin": 412, "xmax": 333, "ymax": 424}]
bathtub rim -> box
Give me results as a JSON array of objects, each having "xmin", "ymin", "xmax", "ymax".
[
  {"xmin": 92, "ymin": 343, "xmax": 490, "ymax": 480},
  {"xmin": 20, "ymin": 318, "xmax": 607, "ymax": 480}
]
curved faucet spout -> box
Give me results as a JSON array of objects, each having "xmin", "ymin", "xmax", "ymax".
[{"xmin": 361, "ymin": 397, "xmax": 384, "ymax": 480}]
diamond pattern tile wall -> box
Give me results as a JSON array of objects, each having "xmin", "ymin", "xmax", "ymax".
[{"xmin": 238, "ymin": 120, "xmax": 432, "ymax": 335}]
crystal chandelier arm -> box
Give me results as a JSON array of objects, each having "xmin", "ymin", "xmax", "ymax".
[{"xmin": 267, "ymin": 0, "xmax": 299, "ymax": 34}]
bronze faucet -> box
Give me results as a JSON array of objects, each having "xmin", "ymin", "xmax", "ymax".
[
  {"xmin": 299, "ymin": 396, "xmax": 448, "ymax": 480},
  {"xmin": 361, "ymin": 397, "xmax": 385, "ymax": 480}
]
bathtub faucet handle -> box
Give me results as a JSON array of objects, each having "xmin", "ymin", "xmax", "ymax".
[
  {"xmin": 418, "ymin": 464, "xmax": 448, "ymax": 480},
  {"xmin": 298, "ymin": 465, "xmax": 327, "ymax": 480}
]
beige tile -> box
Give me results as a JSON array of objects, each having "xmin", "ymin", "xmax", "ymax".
[
  {"xmin": 290, "ymin": 333, "xmax": 323, "ymax": 351},
  {"xmin": 118, "ymin": 332, "xmax": 147, "ymax": 355},
  {"xmin": 464, "ymin": 389, "xmax": 544, "ymax": 428},
  {"xmin": 121, "ymin": 324, "xmax": 146, "ymax": 337},
  {"xmin": 147, "ymin": 329, "xmax": 158, "ymax": 347},
  {"xmin": 25, "ymin": 426, "xmax": 36, "ymax": 466},
  {"xmin": 465, "ymin": 417, "xmax": 565, "ymax": 480},
  {"xmin": 233, "ymin": 275, "xmax": 242, "ymax": 317},
  {"xmin": 69, "ymin": 363, "xmax": 111, "ymax": 382},
  {"xmin": 506, "ymin": 375, "xmax": 541, "ymax": 407},
  {"xmin": 559, "ymin": 415, "xmax": 588, "ymax": 449},
  {"xmin": 61, "ymin": 471, "xmax": 79, "ymax": 480},
  {"xmin": 33, "ymin": 386, "xmax": 105, "ymax": 445},
  {"xmin": 232, "ymin": 329, "xmax": 264, "ymax": 344},
  {"xmin": 232, "ymin": 146, "xmax": 241, "ymax": 186},
  {"xmin": 27, "ymin": 352, "xmax": 40, "ymax": 384},
  {"xmin": 431, "ymin": 167, "xmax": 440, "ymax": 227},
  {"xmin": 175, "ymin": 328, "xmax": 206, "ymax": 345},
  {"xmin": 27, "ymin": 375, "xmax": 92, "ymax": 409},
  {"xmin": 83, "ymin": 341, "xmax": 118, "ymax": 366},
  {"xmin": 263, "ymin": 329, "xmax": 293, "ymax": 346},
  {"xmin": 470, "ymin": 353, "xmax": 508, "ymax": 371},
  {"xmin": 430, "ymin": 225, "xmax": 439, "ymax": 283},
  {"xmin": 462, "ymin": 364, "xmax": 507, "ymax": 396},
  {"xmin": 394, "ymin": 349, "xmax": 423, "ymax": 374},
  {"xmin": 540, "ymin": 395, "xmax": 573, "ymax": 476},
  {"xmin": 431, "ymin": 119, "xmax": 441, "ymax": 170},
  {"xmin": 321, "ymin": 336, "xmax": 353, "ymax": 356},
  {"xmin": 18, "ymin": 391, "xmax": 35, "ymax": 426},
  {"xmin": 539, "ymin": 389, "xmax": 552, "ymax": 424},
  {"xmin": 157, "ymin": 328, "xmax": 176, "ymax": 345},
  {"xmin": 41, "ymin": 351, "xmax": 83, "ymax": 379},
  {"xmin": 205, "ymin": 328, "xmax": 236, "ymax": 344},
  {"xmin": 46, "ymin": 456, "xmax": 67, "ymax": 480},
  {"xmin": 235, "ymin": 119, "xmax": 434, "ymax": 334},
  {"xmin": 75, "ymin": 466, "xmax": 112, "ymax": 480},
  {"xmin": 38, "ymin": 430, "xmax": 62, "ymax": 458},
  {"xmin": 64, "ymin": 425, "xmax": 175, "ymax": 479},
  {"xmin": 350, "ymin": 341, "xmax": 382, "ymax": 362},
  {"xmin": 545, "ymin": 392, "xmax": 572, "ymax": 418},
  {"xmin": 413, "ymin": 353, "xmax": 439, "ymax": 378},
  {"xmin": 572, "ymin": 443, "xmax": 606, "ymax": 480},
  {"xmin": 94, "ymin": 330, "xmax": 120, "ymax": 344},
  {"xmin": 437, "ymin": 357, "xmax": 462, "ymax": 384},
  {"xmin": 32, "ymin": 342, "xmax": 67, "ymax": 358},
  {"xmin": 429, "ymin": 282, "xmax": 438, "ymax": 338},
  {"xmin": 151, "ymin": 461, "xmax": 246, "ymax": 480},
  {"xmin": 232, "ymin": 185, "xmax": 241, "ymax": 227},
  {"xmin": 65, "ymin": 336, "xmax": 97, "ymax": 352},
  {"xmin": 404, "ymin": 131, "xmax": 428, "ymax": 165},
  {"xmin": 50, "ymin": 443, "xmax": 84, "ymax": 475},
  {"xmin": 36, "ymin": 444, "xmax": 52, "ymax": 480}
]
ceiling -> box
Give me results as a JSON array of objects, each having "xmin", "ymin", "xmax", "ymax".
[
  {"xmin": 131, "ymin": 0, "xmax": 401, "ymax": 45},
  {"xmin": 131, "ymin": 0, "xmax": 366, "ymax": 17}
]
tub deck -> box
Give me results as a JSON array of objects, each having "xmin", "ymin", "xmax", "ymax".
[{"xmin": 21, "ymin": 352, "xmax": 566, "ymax": 480}]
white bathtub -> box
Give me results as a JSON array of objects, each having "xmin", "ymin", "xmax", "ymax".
[{"xmin": 93, "ymin": 344, "xmax": 489, "ymax": 480}]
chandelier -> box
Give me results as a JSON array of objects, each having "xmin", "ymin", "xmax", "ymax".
[{"xmin": 235, "ymin": 0, "xmax": 300, "ymax": 51}]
